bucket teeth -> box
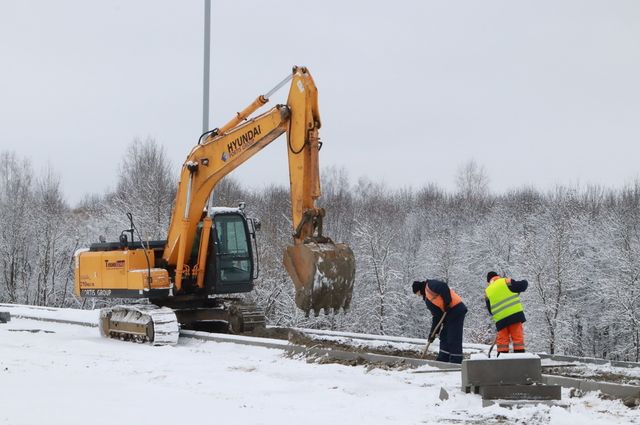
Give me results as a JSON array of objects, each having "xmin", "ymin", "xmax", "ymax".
[{"xmin": 228, "ymin": 304, "xmax": 266, "ymax": 333}]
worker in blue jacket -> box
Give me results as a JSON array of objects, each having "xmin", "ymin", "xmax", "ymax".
[{"xmin": 412, "ymin": 279, "xmax": 468, "ymax": 363}]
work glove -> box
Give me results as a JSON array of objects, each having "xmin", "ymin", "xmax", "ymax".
[{"xmin": 412, "ymin": 281, "xmax": 425, "ymax": 295}]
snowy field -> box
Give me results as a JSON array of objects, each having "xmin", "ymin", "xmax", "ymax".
[{"xmin": 1, "ymin": 314, "xmax": 638, "ymax": 424}]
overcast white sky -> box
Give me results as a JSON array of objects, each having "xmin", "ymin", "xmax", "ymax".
[{"xmin": 1, "ymin": 0, "xmax": 639, "ymax": 205}]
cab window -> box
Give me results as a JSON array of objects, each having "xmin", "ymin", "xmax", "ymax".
[{"xmin": 214, "ymin": 214, "xmax": 251, "ymax": 282}]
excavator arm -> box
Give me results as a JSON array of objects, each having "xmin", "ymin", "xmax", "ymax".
[{"xmin": 163, "ymin": 66, "xmax": 355, "ymax": 314}]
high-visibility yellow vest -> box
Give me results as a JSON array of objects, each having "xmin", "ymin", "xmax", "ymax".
[{"xmin": 485, "ymin": 277, "xmax": 524, "ymax": 322}]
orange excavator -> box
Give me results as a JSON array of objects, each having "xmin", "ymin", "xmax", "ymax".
[{"xmin": 74, "ymin": 67, "xmax": 356, "ymax": 344}]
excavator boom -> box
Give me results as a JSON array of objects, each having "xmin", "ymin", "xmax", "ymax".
[{"xmin": 163, "ymin": 66, "xmax": 355, "ymax": 314}]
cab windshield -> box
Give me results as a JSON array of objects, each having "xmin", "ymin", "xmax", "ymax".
[{"xmin": 214, "ymin": 214, "xmax": 251, "ymax": 283}]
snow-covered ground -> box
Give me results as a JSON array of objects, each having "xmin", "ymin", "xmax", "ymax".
[
  {"xmin": 0, "ymin": 303, "xmax": 99, "ymax": 324},
  {"xmin": 1, "ymin": 313, "xmax": 638, "ymax": 425}
]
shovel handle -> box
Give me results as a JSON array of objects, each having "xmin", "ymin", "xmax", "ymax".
[
  {"xmin": 420, "ymin": 311, "xmax": 448, "ymax": 359},
  {"xmin": 487, "ymin": 338, "xmax": 496, "ymax": 358}
]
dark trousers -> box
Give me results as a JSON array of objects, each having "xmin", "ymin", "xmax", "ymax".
[{"xmin": 436, "ymin": 312, "xmax": 466, "ymax": 364}]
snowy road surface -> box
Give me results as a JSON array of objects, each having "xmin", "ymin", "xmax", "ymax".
[{"xmin": 1, "ymin": 317, "xmax": 637, "ymax": 425}]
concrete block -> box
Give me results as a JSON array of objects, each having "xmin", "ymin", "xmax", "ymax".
[
  {"xmin": 480, "ymin": 384, "xmax": 561, "ymax": 401},
  {"xmin": 462, "ymin": 355, "xmax": 542, "ymax": 388},
  {"xmin": 0, "ymin": 311, "xmax": 10, "ymax": 323}
]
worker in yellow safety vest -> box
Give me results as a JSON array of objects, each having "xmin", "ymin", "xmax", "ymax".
[{"xmin": 485, "ymin": 271, "xmax": 528, "ymax": 354}]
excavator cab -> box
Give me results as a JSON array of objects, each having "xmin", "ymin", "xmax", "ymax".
[{"xmin": 203, "ymin": 207, "xmax": 259, "ymax": 295}]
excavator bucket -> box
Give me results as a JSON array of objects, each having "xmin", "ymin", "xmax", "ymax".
[{"xmin": 283, "ymin": 241, "xmax": 356, "ymax": 315}]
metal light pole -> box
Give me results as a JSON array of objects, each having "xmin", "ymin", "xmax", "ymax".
[
  {"xmin": 203, "ymin": 0, "xmax": 215, "ymax": 209},
  {"xmin": 202, "ymin": 0, "xmax": 211, "ymax": 133}
]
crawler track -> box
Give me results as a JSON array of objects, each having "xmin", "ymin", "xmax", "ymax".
[{"xmin": 99, "ymin": 305, "xmax": 179, "ymax": 345}]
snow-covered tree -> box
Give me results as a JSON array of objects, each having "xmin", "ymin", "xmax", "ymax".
[
  {"xmin": 111, "ymin": 137, "xmax": 176, "ymax": 240},
  {"xmin": 0, "ymin": 151, "xmax": 34, "ymax": 303}
]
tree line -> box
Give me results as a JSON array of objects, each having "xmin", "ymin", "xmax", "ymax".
[{"xmin": 1, "ymin": 140, "xmax": 638, "ymax": 361}]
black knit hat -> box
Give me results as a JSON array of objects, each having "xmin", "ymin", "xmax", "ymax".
[
  {"xmin": 487, "ymin": 271, "xmax": 498, "ymax": 282},
  {"xmin": 412, "ymin": 280, "xmax": 426, "ymax": 294}
]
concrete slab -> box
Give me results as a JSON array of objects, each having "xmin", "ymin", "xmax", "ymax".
[
  {"xmin": 538, "ymin": 353, "xmax": 640, "ymax": 369},
  {"xmin": 482, "ymin": 399, "xmax": 570, "ymax": 409},
  {"xmin": 480, "ymin": 384, "xmax": 561, "ymax": 400},
  {"xmin": 543, "ymin": 374, "xmax": 640, "ymax": 400},
  {"xmin": 462, "ymin": 355, "xmax": 542, "ymax": 389}
]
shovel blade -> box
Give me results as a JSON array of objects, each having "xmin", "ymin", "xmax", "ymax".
[{"xmin": 283, "ymin": 241, "xmax": 355, "ymax": 315}]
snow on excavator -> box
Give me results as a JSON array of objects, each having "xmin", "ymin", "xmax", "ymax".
[{"xmin": 74, "ymin": 67, "xmax": 356, "ymax": 344}]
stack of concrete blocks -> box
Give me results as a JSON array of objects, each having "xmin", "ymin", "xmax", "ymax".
[
  {"xmin": 0, "ymin": 311, "xmax": 10, "ymax": 323},
  {"xmin": 461, "ymin": 353, "xmax": 561, "ymax": 406}
]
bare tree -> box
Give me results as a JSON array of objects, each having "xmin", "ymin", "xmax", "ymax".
[
  {"xmin": 234, "ymin": 184, "xmax": 303, "ymax": 327},
  {"xmin": 0, "ymin": 151, "xmax": 34, "ymax": 303},
  {"xmin": 352, "ymin": 218, "xmax": 403, "ymax": 335},
  {"xmin": 455, "ymin": 159, "xmax": 489, "ymax": 205},
  {"xmin": 600, "ymin": 181, "xmax": 640, "ymax": 361},
  {"xmin": 343, "ymin": 181, "xmax": 406, "ymax": 335},
  {"xmin": 319, "ymin": 166, "xmax": 355, "ymax": 244},
  {"xmin": 111, "ymin": 137, "xmax": 176, "ymax": 239},
  {"xmin": 31, "ymin": 165, "xmax": 73, "ymax": 306},
  {"xmin": 523, "ymin": 188, "xmax": 584, "ymax": 354}
]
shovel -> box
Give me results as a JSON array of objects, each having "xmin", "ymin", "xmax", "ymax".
[
  {"xmin": 421, "ymin": 312, "xmax": 447, "ymax": 359},
  {"xmin": 487, "ymin": 338, "xmax": 497, "ymax": 358}
]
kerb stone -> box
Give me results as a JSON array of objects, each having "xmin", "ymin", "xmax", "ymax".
[{"xmin": 461, "ymin": 356, "xmax": 542, "ymax": 390}]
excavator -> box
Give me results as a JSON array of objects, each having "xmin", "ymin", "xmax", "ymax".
[{"xmin": 74, "ymin": 66, "xmax": 356, "ymax": 345}]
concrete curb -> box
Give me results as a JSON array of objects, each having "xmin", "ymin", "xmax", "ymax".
[
  {"xmin": 538, "ymin": 353, "xmax": 640, "ymax": 369},
  {"xmin": 8, "ymin": 313, "xmax": 97, "ymax": 328},
  {"xmin": 180, "ymin": 329, "xmax": 460, "ymax": 370},
  {"xmin": 543, "ymin": 374, "xmax": 640, "ymax": 400}
]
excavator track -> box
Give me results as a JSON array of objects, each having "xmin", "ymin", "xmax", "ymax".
[
  {"xmin": 99, "ymin": 304, "xmax": 179, "ymax": 346},
  {"xmin": 228, "ymin": 303, "xmax": 266, "ymax": 334}
]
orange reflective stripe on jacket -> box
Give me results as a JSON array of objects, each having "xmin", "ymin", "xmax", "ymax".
[{"xmin": 425, "ymin": 285, "xmax": 462, "ymax": 312}]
